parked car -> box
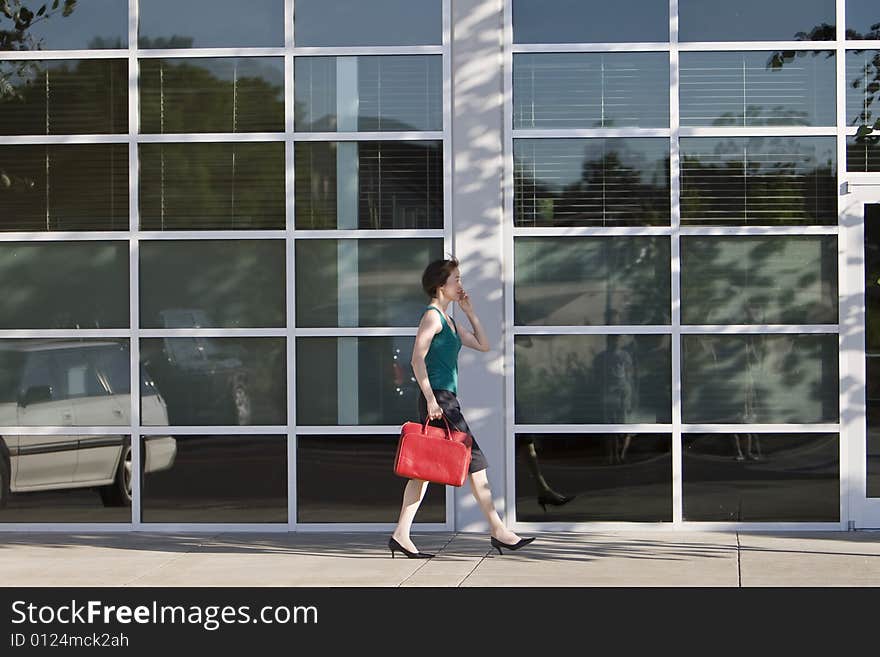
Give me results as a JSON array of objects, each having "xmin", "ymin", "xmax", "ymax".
[{"xmin": 0, "ymin": 340, "xmax": 176, "ymax": 508}]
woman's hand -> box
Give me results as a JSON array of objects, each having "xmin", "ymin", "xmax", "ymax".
[
  {"xmin": 458, "ymin": 289, "xmax": 474, "ymax": 314},
  {"xmin": 427, "ymin": 397, "xmax": 443, "ymax": 420}
]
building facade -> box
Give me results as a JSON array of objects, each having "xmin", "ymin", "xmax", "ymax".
[{"xmin": 0, "ymin": 0, "xmax": 878, "ymax": 533}]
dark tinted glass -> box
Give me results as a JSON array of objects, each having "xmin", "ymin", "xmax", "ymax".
[
  {"xmin": 0, "ymin": 144, "xmax": 129, "ymax": 231},
  {"xmin": 294, "ymin": 141, "xmax": 443, "ymax": 230},
  {"xmin": 514, "ymin": 237, "xmax": 671, "ymax": 326},
  {"xmin": 514, "ymin": 53, "xmax": 669, "ymax": 129},
  {"xmin": 845, "ymin": 50, "xmax": 880, "ymax": 128},
  {"xmin": 0, "ymin": 241, "xmax": 128, "ymax": 329},
  {"xmin": 513, "ymin": 0, "xmax": 669, "ymax": 43},
  {"xmin": 296, "ymin": 337, "xmax": 419, "ymax": 425},
  {"xmin": 140, "ymin": 338, "xmax": 286, "ymax": 426},
  {"xmin": 682, "ymin": 334, "xmax": 839, "ymax": 423},
  {"xmin": 514, "ymin": 138, "xmax": 671, "ymax": 227},
  {"xmin": 863, "ymin": 204, "xmax": 880, "ymax": 497},
  {"xmin": 139, "ymin": 0, "xmax": 284, "ymax": 48},
  {"xmin": 515, "ymin": 335, "xmax": 672, "ymax": 424},
  {"xmin": 140, "ymin": 434, "xmax": 287, "ymax": 523},
  {"xmin": 295, "ymin": 56, "xmax": 442, "ymax": 132},
  {"xmin": 0, "ymin": 59, "xmax": 127, "ymax": 134},
  {"xmin": 683, "ymin": 433, "xmax": 839, "ymax": 521},
  {"xmin": 681, "ymin": 236, "xmax": 838, "ymax": 325},
  {"xmin": 679, "ymin": 0, "xmax": 835, "ymax": 41},
  {"xmin": 139, "ymin": 142, "xmax": 285, "ymax": 230},
  {"xmin": 846, "ymin": 0, "xmax": 880, "ymax": 39},
  {"xmin": 295, "ymin": 239, "xmax": 443, "ymax": 327},
  {"xmin": 297, "ymin": 436, "xmax": 445, "ymax": 522},
  {"xmin": 847, "ymin": 135, "xmax": 880, "ymax": 172},
  {"xmin": 680, "ymin": 137, "xmax": 837, "ymax": 225},
  {"xmin": 140, "ymin": 58, "xmax": 285, "ymax": 133},
  {"xmin": 680, "ymin": 51, "xmax": 836, "ymax": 127},
  {"xmin": 293, "ymin": 0, "xmax": 441, "ymax": 47},
  {"xmin": 0, "ymin": 0, "xmax": 127, "ymax": 50},
  {"xmin": 140, "ymin": 240, "xmax": 286, "ymax": 329},
  {"xmin": 515, "ymin": 434, "xmax": 672, "ymax": 522}
]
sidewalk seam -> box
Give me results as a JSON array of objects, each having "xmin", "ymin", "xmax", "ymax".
[
  {"xmin": 457, "ymin": 550, "xmax": 491, "ymax": 587},
  {"xmin": 736, "ymin": 532, "xmax": 742, "ymax": 588},
  {"xmin": 121, "ymin": 533, "xmax": 223, "ymax": 587},
  {"xmin": 397, "ymin": 533, "xmax": 459, "ymax": 587}
]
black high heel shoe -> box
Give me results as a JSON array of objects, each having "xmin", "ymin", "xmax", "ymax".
[
  {"xmin": 538, "ymin": 491, "xmax": 575, "ymax": 512},
  {"xmin": 388, "ymin": 537, "xmax": 434, "ymax": 559},
  {"xmin": 490, "ymin": 536, "xmax": 536, "ymax": 554}
]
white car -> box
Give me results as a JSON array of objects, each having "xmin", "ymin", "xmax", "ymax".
[{"xmin": 0, "ymin": 341, "xmax": 176, "ymax": 507}]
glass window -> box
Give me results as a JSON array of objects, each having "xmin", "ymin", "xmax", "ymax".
[
  {"xmin": 295, "ymin": 56, "xmax": 442, "ymax": 132},
  {"xmin": 297, "ymin": 436, "xmax": 445, "ymax": 522},
  {"xmin": 513, "ymin": 53, "xmax": 669, "ymax": 129},
  {"xmin": 139, "ymin": 0, "xmax": 284, "ymax": 48},
  {"xmin": 140, "ymin": 435, "xmax": 287, "ymax": 523},
  {"xmin": 681, "ymin": 236, "xmax": 838, "ymax": 325},
  {"xmin": 683, "ymin": 433, "xmax": 839, "ymax": 521},
  {"xmin": 293, "ymin": 0, "xmax": 441, "ymax": 47},
  {"xmin": 680, "ymin": 137, "xmax": 837, "ymax": 225},
  {"xmin": 863, "ymin": 204, "xmax": 880, "ymax": 497},
  {"xmin": 515, "ymin": 335, "xmax": 672, "ymax": 424},
  {"xmin": 140, "ymin": 58, "xmax": 284, "ymax": 134},
  {"xmin": 140, "ymin": 338, "xmax": 286, "ymax": 426},
  {"xmin": 296, "ymin": 337, "xmax": 419, "ymax": 425},
  {"xmin": 845, "ymin": 50, "xmax": 880, "ymax": 128},
  {"xmin": 678, "ymin": 0, "xmax": 835, "ymax": 42},
  {"xmin": 514, "ymin": 138, "xmax": 671, "ymax": 227},
  {"xmin": 140, "ymin": 241, "xmax": 286, "ymax": 329},
  {"xmin": 0, "ymin": 144, "xmax": 129, "ymax": 231},
  {"xmin": 295, "ymin": 239, "xmax": 443, "ymax": 328},
  {"xmin": 513, "ymin": 0, "xmax": 669, "ymax": 44},
  {"xmin": 680, "ymin": 51, "xmax": 836, "ymax": 127},
  {"xmin": 515, "ymin": 434, "xmax": 672, "ymax": 522},
  {"xmin": 294, "ymin": 141, "xmax": 443, "ymax": 230},
  {"xmin": 139, "ymin": 142, "xmax": 285, "ymax": 230},
  {"xmin": 681, "ymin": 334, "xmax": 839, "ymax": 423},
  {"xmin": 847, "ymin": 135, "xmax": 880, "ymax": 172},
  {"xmin": 846, "ymin": 0, "xmax": 880, "ymax": 39},
  {"xmin": 0, "ymin": 242, "xmax": 128, "ymax": 329},
  {"xmin": 0, "ymin": 59, "xmax": 127, "ymax": 135},
  {"xmin": 0, "ymin": 0, "xmax": 127, "ymax": 51},
  {"xmin": 514, "ymin": 237, "xmax": 671, "ymax": 326}
]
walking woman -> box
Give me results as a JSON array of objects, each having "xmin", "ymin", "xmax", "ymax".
[{"xmin": 389, "ymin": 258, "xmax": 535, "ymax": 558}]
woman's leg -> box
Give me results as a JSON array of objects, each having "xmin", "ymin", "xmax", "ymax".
[
  {"xmin": 468, "ymin": 469, "xmax": 521, "ymax": 543},
  {"xmin": 392, "ymin": 478, "xmax": 429, "ymax": 552}
]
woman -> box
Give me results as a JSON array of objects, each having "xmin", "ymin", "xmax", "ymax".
[{"xmin": 389, "ymin": 258, "xmax": 535, "ymax": 558}]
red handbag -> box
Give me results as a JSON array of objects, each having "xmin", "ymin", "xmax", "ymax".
[{"xmin": 393, "ymin": 415, "xmax": 473, "ymax": 486}]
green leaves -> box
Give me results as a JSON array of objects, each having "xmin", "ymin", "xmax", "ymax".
[{"xmin": 62, "ymin": 0, "xmax": 75, "ymax": 17}]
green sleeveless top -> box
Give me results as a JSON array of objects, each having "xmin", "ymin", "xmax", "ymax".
[{"xmin": 423, "ymin": 306, "xmax": 462, "ymax": 394}]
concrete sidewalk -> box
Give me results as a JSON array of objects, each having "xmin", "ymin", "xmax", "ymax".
[{"xmin": 2, "ymin": 531, "xmax": 880, "ymax": 587}]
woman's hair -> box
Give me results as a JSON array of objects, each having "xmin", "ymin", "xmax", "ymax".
[{"xmin": 422, "ymin": 257, "xmax": 459, "ymax": 299}]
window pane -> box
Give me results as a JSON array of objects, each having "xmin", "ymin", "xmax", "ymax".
[
  {"xmin": 0, "ymin": 144, "xmax": 128, "ymax": 232},
  {"xmin": 515, "ymin": 434, "xmax": 671, "ymax": 522},
  {"xmin": 0, "ymin": 339, "xmax": 131, "ymax": 426},
  {"xmin": 513, "ymin": 0, "xmax": 668, "ymax": 44},
  {"xmin": 141, "ymin": 338, "xmax": 286, "ymax": 426},
  {"xmin": 139, "ymin": 142, "xmax": 285, "ymax": 230},
  {"xmin": 0, "ymin": 242, "xmax": 128, "ymax": 329},
  {"xmin": 679, "ymin": 0, "xmax": 835, "ymax": 41},
  {"xmin": 297, "ymin": 436, "xmax": 445, "ymax": 522},
  {"xmin": 680, "ymin": 51, "xmax": 836, "ymax": 127},
  {"xmin": 513, "ymin": 53, "xmax": 668, "ymax": 129},
  {"xmin": 140, "ymin": 435, "xmax": 287, "ymax": 523},
  {"xmin": 296, "ymin": 337, "xmax": 418, "ymax": 425},
  {"xmin": 514, "ymin": 138, "xmax": 671, "ymax": 227},
  {"xmin": 515, "ymin": 335, "xmax": 672, "ymax": 424},
  {"xmin": 847, "ymin": 136, "xmax": 880, "ymax": 172},
  {"xmin": 680, "ymin": 137, "xmax": 837, "ymax": 225},
  {"xmin": 140, "ymin": 241, "xmax": 286, "ymax": 329},
  {"xmin": 140, "ymin": 58, "xmax": 284, "ymax": 133},
  {"xmin": 514, "ymin": 237, "xmax": 671, "ymax": 326},
  {"xmin": 863, "ymin": 204, "xmax": 880, "ymax": 497},
  {"xmin": 294, "ymin": 0, "xmax": 441, "ymax": 47},
  {"xmin": 139, "ymin": 0, "xmax": 284, "ymax": 48},
  {"xmin": 0, "ymin": 59, "xmax": 127, "ymax": 135},
  {"xmin": 294, "ymin": 141, "xmax": 443, "ymax": 230},
  {"xmin": 846, "ymin": 0, "xmax": 880, "ymax": 39},
  {"xmin": 295, "ymin": 239, "xmax": 442, "ymax": 328},
  {"xmin": 682, "ymin": 334, "xmax": 839, "ymax": 423},
  {"xmin": 683, "ymin": 433, "xmax": 839, "ymax": 521},
  {"xmin": 681, "ymin": 236, "xmax": 838, "ymax": 325},
  {"xmin": 295, "ymin": 56, "xmax": 442, "ymax": 132},
  {"xmin": 0, "ymin": 0, "xmax": 127, "ymax": 51},
  {"xmin": 845, "ymin": 50, "xmax": 880, "ymax": 128}
]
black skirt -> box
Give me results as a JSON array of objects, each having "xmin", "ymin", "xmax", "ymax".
[{"xmin": 417, "ymin": 389, "xmax": 488, "ymax": 474}]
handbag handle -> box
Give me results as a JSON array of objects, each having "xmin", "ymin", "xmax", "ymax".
[{"xmin": 422, "ymin": 412, "xmax": 455, "ymax": 440}]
